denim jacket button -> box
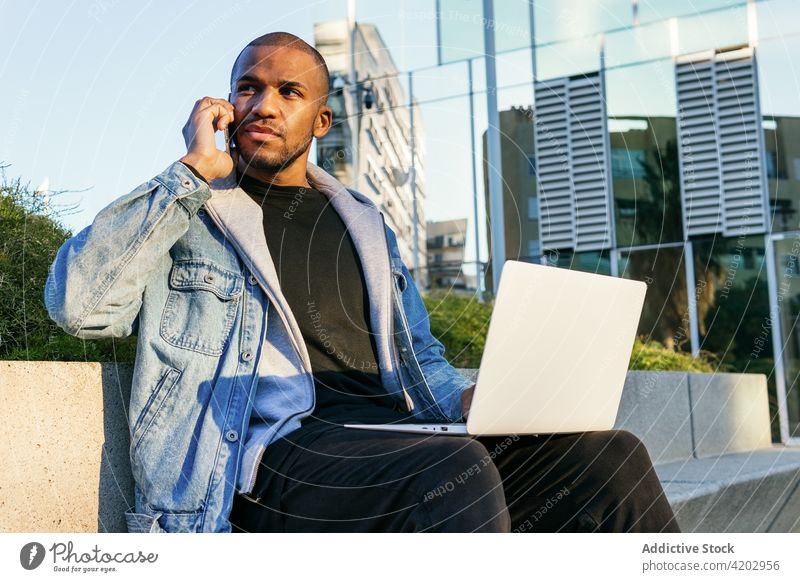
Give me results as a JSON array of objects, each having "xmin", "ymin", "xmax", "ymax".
[
  {"xmin": 241, "ymin": 351, "xmax": 253, "ymax": 361},
  {"xmin": 181, "ymin": 179, "xmax": 192, "ymax": 188},
  {"xmin": 204, "ymin": 273, "xmax": 215, "ymax": 284},
  {"xmin": 225, "ymin": 429, "xmax": 239, "ymax": 442},
  {"xmin": 248, "ymin": 274, "xmax": 257, "ymax": 285}
]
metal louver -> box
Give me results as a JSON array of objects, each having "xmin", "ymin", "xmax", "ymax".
[
  {"xmin": 675, "ymin": 47, "xmax": 768, "ymax": 238},
  {"xmin": 534, "ymin": 72, "xmax": 612, "ymax": 252}
]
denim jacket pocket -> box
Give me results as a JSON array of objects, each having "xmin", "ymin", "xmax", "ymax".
[
  {"xmin": 124, "ymin": 505, "xmax": 204, "ymax": 533},
  {"xmin": 160, "ymin": 259, "xmax": 244, "ymax": 356},
  {"xmin": 130, "ymin": 366, "xmax": 182, "ymax": 454},
  {"xmin": 124, "ymin": 508, "xmax": 167, "ymax": 533}
]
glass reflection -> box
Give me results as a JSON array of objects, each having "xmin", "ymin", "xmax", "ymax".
[
  {"xmin": 758, "ymin": 37, "xmax": 800, "ymax": 233},
  {"xmin": 620, "ymin": 247, "xmax": 689, "ymax": 350},
  {"xmin": 693, "ymin": 236, "xmax": 780, "ymax": 439},
  {"xmin": 673, "ymin": 2, "xmax": 749, "ymax": 55},
  {"xmin": 534, "ymin": 0, "xmax": 633, "ymax": 44},
  {"xmin": 544, "ymin": 249, "xmax": 612, "ymax": 275},
  {"xmin": 606, "ymin": 62, "xmax": 683, "ymax": 246},
  {"xmin": 773, "ymin": 236, "xmax": 800, "ymax": 438},
  {"xmin": 638, "ymin": 0, "xmax": 746, "ymax": 26}
]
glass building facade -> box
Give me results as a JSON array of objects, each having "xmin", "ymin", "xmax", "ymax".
[{"xmin": 336, "ymin": 0, "xmax": 800, "ymax": 443}]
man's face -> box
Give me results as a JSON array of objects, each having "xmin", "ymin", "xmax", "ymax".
[{"xmin": 228, "ymin": 44, "xmax": 331, "ymax": 173}]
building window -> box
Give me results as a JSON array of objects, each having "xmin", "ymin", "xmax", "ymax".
[
  {"xmin": 764, "ymin": 150, "xmax": 779, "ymax": 179},
  {"xmin": 619, "ymin": 247, "xmax": 688, "ymax": 352},
  {"xmin": 782, "ymin": 253, "xmax": 800, "ymax": 276},
  {"xmin": 429, "ymin": 235, "xmax": 444, "ymax": 249},
  {"xmin": 528, "ymin": 196, "xmax": 540, "ymax": 220},
  {"xmin": 447, "ymin": 235, "xmax": 464, "ymax": 247},
  {"xmin": 527, "ymin": 155, "xmax": 536, "ymax": 176},
  {"xmin": 611, "ymin": 148, "xmax": 647, "ymax": 179}
]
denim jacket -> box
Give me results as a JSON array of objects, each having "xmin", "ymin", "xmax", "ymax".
[{"xmin": 44, "ymin": 159, "xmax": 474, "ymax": 533}]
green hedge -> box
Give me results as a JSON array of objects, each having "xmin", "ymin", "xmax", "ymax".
[
  {"xmin": 422, "ymin": 292, "xmax": 493, "ymax": 369},
  {"xmin": 423, "ymin": 292, "xmax": 719, "ymax": 372},
  {"xmin": 0, "ymin": 171, "xmax": 138, "ymax": 362}
]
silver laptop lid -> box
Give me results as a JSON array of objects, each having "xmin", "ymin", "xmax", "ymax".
[{"xmin": 466, "ymin": 260, "xmax": 646, "ymax": 436}]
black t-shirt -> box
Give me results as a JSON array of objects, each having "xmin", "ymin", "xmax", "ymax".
[{"xmin": 239, "ymin": 173, "xmax": 416, "ymax": 497}]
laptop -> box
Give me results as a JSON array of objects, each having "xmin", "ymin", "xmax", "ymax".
[{"xmin": 344, "ymin": 259, "xmax": 647, "ymax": 436}]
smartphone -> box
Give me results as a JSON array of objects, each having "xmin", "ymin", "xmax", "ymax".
[{"xmin": 224, "ymin": 114, "xmax": 239, "ymax": 156}]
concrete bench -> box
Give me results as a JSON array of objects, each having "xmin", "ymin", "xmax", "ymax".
[
  {"xmin": 1, "ymin": 361, "xmax": 135, "ymax": 533},
  {"xmin": 1, "ymin": 361, "xmax": 798, "ymax": 532},
  {"xmin": 617, "ymin": 371, "xmax": 800, "ymax": 532}
]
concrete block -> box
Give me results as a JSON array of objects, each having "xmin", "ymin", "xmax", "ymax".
[
  {"xmin": 613, "ymin": 371, "xmax": 693, "ymax": 464},
  {"xmin": 689, "ymin": 373, "xmax": 772, "ymax": 458},
  {"xmin": 655, "ymin": 448, "xmax": 800, "ymax": 532},
  {"xmin": 662, "ymin": 481, "xmax": 721, "ymax": 532},
  {"xmin": 0, "ymin": 361, "xmax": 134, "ymax": 533},
  {"xmin": 655, "ymin": 447, "xmax": 800, "ymax": 483},
  {"xmin": 702, "ymin": 469, "xmax": 797, "ymax": 532},
  {"xmin": 766, "ymin": 477, "xmax": 800, "ymax": 533}
]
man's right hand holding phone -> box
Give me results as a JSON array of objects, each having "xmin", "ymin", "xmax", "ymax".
[{"xmin": 180, "ymin": 97, "xmax": 236, "ymax": 183}]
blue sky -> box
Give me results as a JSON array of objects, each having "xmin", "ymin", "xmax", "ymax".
[
  {"xmin": 0, "ymin": 0, "xmax": 465, "ymax": 236},
  {"xmin": 3, "ymin": 0, "xmax": 800, "ymax": 269}
]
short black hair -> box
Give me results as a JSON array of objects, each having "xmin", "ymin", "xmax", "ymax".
[{"xmin": 230, "ymin": 31, "xmax": 330, "ymax": 103}]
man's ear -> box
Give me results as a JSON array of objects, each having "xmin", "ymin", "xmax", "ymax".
[{"xmin": 313, "ymin": 105, "xmax": 333, "ymax": 139}]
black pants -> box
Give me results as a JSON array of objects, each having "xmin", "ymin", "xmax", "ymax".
[{"xmin": 229, "ymin": 427, "xmax": 681, "ymax": 533}]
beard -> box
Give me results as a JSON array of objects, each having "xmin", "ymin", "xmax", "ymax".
[{"xmin": 237, "ymin": 131, "xmax": 313, "ymax": 174}]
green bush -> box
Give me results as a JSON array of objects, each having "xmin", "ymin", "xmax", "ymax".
[
  {"xmin": 424, "ymin": 291, "xmax": 720, "ymax": 372},
  {"xmin": 423, "ymin": 291, "xmax": 492, "ymax": 369},
  {"xmin": 0, "ymin": 169, "xmax": 137, "ymax": 362},
  {"xmin": 629, "ymin": 337, "xmax": 720, "ymax": 372}
]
